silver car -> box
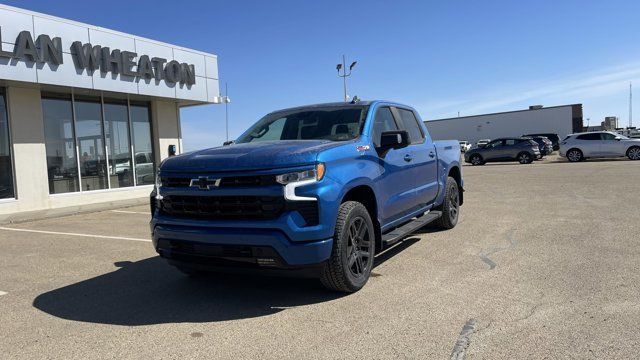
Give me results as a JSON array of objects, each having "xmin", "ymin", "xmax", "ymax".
[{"xmin": 559, "ymin": 131, "xmax": 640, "ymax": 162}]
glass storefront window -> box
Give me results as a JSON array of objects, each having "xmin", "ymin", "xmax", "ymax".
[
  {"xmin": 130, "ymin": 103, "xmax": 155, "ymax": 185},
  {"xmin": 42, "ymin": 94, "xmax": 79, "ymax": 194},
  {"xmin": 104, "ymin": 100, "xmax": 133, "ymax": 188},
  {"xmin": 75, "ymin": 96, "xmax": 108, "ymax": 191},
  {"xmin": 42, "ymin": 92, "xmax": 154, "ymax": 193},
  {"xmin": 0, "ymin": 88, "xmax": 14, "ymax": 199}
]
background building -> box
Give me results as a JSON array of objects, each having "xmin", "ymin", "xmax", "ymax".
[
  {"xmin": 425, "ymin": 104, "xmax": 583, "ymax": 144},
  {"xmin": 601, "ymin": 116, "xmax": 619, "ymax": 130},
  {"xmin": 0, "ymin": 4, "xmax": 220, "ymax": 221}
]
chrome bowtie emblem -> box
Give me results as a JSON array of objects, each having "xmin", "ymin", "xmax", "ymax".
[{"xmin": 190, "ymin": 176, "xmax": 221, "ymax": 190}]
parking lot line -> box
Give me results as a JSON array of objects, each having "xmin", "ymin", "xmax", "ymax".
[
  {"xmin": 0, "ymin": 227, "xmax": 151, "ymax": 243},
  {"xmin": 0, "ymin": 291, "xmax": 7, "ymax": 296},
  {"xmin": 110, "ymin": 210, "xmax": 150, "ymax": 215}
]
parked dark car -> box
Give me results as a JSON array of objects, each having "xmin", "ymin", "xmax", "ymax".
[
  {"xmin": 524, "ymin": 133, "xmax": 560, "ymax": 150},
  {"xmin": 464, "ymin": 137, "xmax": 540, "ymax": 165},
  {"xmin": 525, "ymin": 136, "xmax": 554, "ymax": 156}
]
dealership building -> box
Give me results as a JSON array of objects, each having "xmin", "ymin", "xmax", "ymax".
[
  {"xmin": 425, "ymin": 104, "xmax": 583, "ymax": 144},
  {"xmin": 0, "ymin": 4, "xmax": 220, "ymax": 221}
]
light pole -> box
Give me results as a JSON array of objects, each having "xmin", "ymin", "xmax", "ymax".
[
  {"xmin": 221, "ymin": 82, "xmax": 231, "ymax": 142},
  {"xmin": 336, "ymin": 55, "xmax": 357, "ymax": 102}
]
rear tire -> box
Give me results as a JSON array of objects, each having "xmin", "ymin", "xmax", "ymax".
[
  {"xmin": 321, "ymin": 201, "xmax": 375, "ymax": 293},
  {"xmin": 566, "ymin": 148, "xmax": 583, "ymax": 162},
  {"xmin": 518, "ymin": 152, "xmax": 533, "ymax": 164},
  {"xmin": 435, "ymin": 177, "xmax": 460, "ymax": 229},
  {"xmin": 627, "ymin": 146, "xmax": 640, "ymax": 160},
  {"xmin": 470, "ymin": 154, "xmax": 484, "ymax": 166}
]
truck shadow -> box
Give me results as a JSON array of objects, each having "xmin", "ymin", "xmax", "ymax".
[
  {"xmin": 32, "ymin": 257, "xmax": 345, "ymax": 326},
  {"xmin": 32, "ymin": 238, "xmax": 419, "ymax": 326}
]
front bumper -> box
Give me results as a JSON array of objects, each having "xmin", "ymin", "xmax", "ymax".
[
  {"xmin": 151, "ymin": 166, "xmax": 344, "ymax": 268},
  {"xmin": 153, "ymin": 225, "xmax": 333, "ymax": 268}
]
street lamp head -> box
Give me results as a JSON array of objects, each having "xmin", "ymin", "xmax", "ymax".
[
  {"xmin": 349, "ymin": 61, "xmax": 357, "ymax": 70},
  {"xmin": 336, "ymin": 64, "xmax": 342, "ymax": 71}
]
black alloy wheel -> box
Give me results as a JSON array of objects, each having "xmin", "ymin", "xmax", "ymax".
[
  {"xmin": 321, "ymin": 201, "xmax": 375, "ymax": 292},
  {"xmin": 470, "ymin": 154, "xmax": 483, "ymax": 166}
]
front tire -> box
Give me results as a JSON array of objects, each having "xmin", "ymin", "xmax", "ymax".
[
  {"xmin": 321, "ymin": 201, "xmax": 375, "ymax": 293},
  {"xmin": 627, "ymin": 146, "xmax": 640, "ymax": 160},
  {"xmin": 470, "ymin": 154, "xmax": 484, "ymax": 166},
  {"xmin": 435, "ymin": 177, "xmax": 460, "ymax": 229},
  {"xmin": 566, "ymin": 148, "xmax": 583, "ymax": 162}
]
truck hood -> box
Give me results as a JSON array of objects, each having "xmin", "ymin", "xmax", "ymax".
[{"xmin": 161, "ymin": 140, "xmax": 345, "ymax": 172}]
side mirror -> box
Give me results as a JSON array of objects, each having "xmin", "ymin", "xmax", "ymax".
[
  {"xmin": 168, "ymin": 144, "xmax": 177, "ymax": 157},
  {"xmin": 223, "ymin": 140, "xmax": 234, "ymax": 146},
  {"xmin": 379, "ymin": 130, "xmax": 410, "ymax": 151},
  {"xmin": 614, "ymin": 137, "xmax": 622, "ymax": 141}
]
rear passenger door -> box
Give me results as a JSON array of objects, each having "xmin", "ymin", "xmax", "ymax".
[
  {"xmin": 393, "ymin": 107, "xmax": 439, "ymax": 207},
  {"xmin": 503, "ymin": 139, "xmax": 519, "ymax": 159},
  {"xmin": 575, "ymin": 133, "xmax": 602, "ymax": 156}
]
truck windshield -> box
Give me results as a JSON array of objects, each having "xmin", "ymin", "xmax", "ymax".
[{"xmin": 236, "ymin": 106, "xmax": 367, "ymax": 143}]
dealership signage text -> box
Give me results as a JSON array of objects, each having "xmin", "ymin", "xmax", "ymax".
[{"xmin": 0, "ymin": 27, "xmax": 196, "ymax": 85}]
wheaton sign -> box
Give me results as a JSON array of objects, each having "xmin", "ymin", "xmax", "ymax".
[{"xmin": 0, "ymin": 27, "xmax": 196, "ymax": 85}]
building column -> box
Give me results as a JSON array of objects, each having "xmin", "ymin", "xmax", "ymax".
[
  {"xmin": 151, "ymin": 100, "xmax": 180, "ymax": 165},
  {"xmin": 5, "ymin": 86, "xmax": 49, "ymax": 212}
]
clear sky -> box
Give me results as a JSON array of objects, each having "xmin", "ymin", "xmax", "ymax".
[{"xmin": 6, "ymin": 0, "xmax": 640, "ymax": 150}]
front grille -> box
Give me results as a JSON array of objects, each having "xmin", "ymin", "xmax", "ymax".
[
  {"xmin": 161, "ymin": 175, "xmax": 277, "ymax": 188},
  {"xmin": 160, "ymin": 195, "xmax": 285, "ymax": 220}
]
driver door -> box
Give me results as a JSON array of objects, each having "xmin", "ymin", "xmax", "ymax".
[
  {"xmin": 371, "ymin": 106, "xmax": 416, "ymax": 225},
  {"xmin": 483, "ymin": 139, "xmax": 505, "ymax": 161},
  {"xmin": 599, "ymin": 133, "xmax": 625, "ymax": 156}
]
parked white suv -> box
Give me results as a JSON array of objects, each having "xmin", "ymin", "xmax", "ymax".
[
  {"xmin": 559, "ymin": 131, "xmax": 640, "ymax": 162},
  {"xmin": 459, "ymin": 141, "xmax": 471, "ymax": 152}
]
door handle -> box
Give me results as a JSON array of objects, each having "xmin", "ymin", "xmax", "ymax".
[
  {"xmin": 429, "ymin": 151, "xmax": 436, "ymax": 158},
  {"xmin": 404, "ymin": 154, "xmax": 413, "ymax": 162}
]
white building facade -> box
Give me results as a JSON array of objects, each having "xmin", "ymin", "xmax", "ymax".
[
  {"xmin": 425, "ymin": 104, "xmax": 583, "ymax": 144},
  {"xmin": 0, "ymin": 4, "xmax": 220, "ymax": 221}
]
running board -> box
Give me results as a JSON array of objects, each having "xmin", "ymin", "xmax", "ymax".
[{"xmin": 381, "ymin": 211, "xmax": 442, "ymax": 246}]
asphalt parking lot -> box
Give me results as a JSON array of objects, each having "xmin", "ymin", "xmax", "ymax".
[{"xmin": 1, "ymin": 155, "xmax": 638, "ymax": 359}]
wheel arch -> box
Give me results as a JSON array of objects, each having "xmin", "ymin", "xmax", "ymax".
[
  {"xmin": 447, "ymin": 166, "xmax": 464, "ymax": 205},
  {"xmin": 341, "ymin": 185, "xmax": 382, "ymax": 253},
  {"xmin": 627, "ymin": 144, "xmax": 640, "ymax": 155}
]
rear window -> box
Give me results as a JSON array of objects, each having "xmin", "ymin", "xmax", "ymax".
[{"xmin": 396, "ymin": 108, "xmax": 425, "ymax": 144}]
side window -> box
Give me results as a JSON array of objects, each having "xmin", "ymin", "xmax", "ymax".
[
  {"xmin": 397, "ymin": 108, "xmax": 425, "ymax": 144},
  {"xmin": 600, "ymin": 133, "xmax": 616, "ymax": 141},
  {"xmin": 505, "ymin": 139, "xmax": 517, "ymax": 146},
  {"xmin": 372, "ymin": 107, "xmax": 398, "ymax": 147},
  {"xmin": 487, "ymin": 140, "xmax": 503, "ymax": 148},
  {"xmin": 577, "ymin": 133, "xmax": 601, "ymax": 140}
]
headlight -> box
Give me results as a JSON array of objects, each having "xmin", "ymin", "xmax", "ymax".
[{"xmin": 276, "ymin": 163, "xmax": 325, "ymax": 185}]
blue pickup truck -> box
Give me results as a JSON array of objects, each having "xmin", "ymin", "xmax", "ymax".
[{"xmin": 150, "ymin": 100, "xmax": 463, "ymax": 292}]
